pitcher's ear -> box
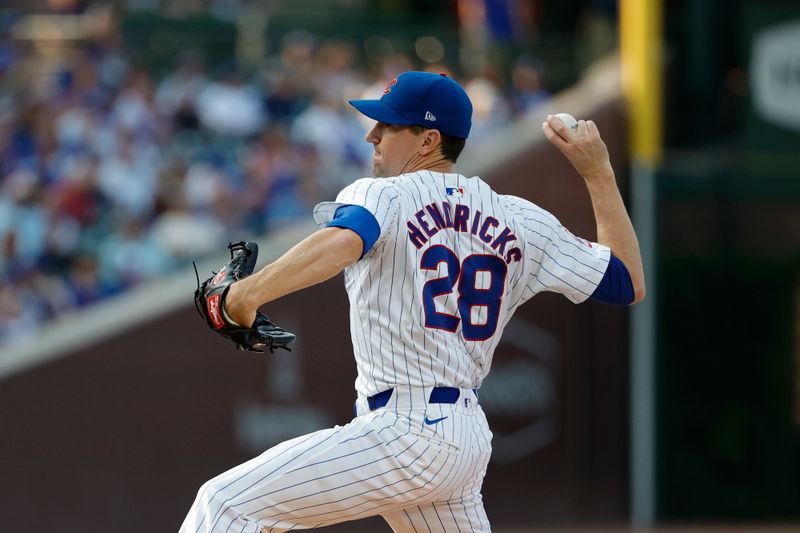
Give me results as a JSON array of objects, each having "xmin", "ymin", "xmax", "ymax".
[{"xmin": 418, "ymin": 129, "xmax": 442, "ymax": 156}]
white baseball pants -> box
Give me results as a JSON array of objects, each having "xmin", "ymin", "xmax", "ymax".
[{"xmin": 180, "ymin": 387, "xmax": 492, "ymax": 532}]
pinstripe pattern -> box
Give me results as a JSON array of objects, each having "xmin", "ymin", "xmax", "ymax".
[
  {"xmin": 180, "ymin": 396, "xmax": 492, "ymax": 532},
  {"xmin": 182, "ymin": 170, "xmax": 608, "ymax": 532},
  {"xmin": 313, "ymin": 171, "xmax": 609, "ymax": 398}
]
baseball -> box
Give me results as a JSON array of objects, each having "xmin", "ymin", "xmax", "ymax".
[{"xmin": 554, "ymin": 113, "xmax": 579, "ymax": 131}]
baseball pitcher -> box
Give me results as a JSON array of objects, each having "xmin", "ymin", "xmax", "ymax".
[{"xmin": 187, "ymin": 71, "xmax": 645, "ymax": 532}]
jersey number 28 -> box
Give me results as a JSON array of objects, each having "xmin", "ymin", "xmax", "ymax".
[{"xmin": 420, "ymin": 245, "xmax": 507, "ymax": 341}]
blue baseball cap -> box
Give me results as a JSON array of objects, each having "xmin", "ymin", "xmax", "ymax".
[{"xmin": 349, "ymin": 71, "xmax": 472, "ymax": 139}]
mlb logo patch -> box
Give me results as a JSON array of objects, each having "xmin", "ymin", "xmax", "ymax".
[{"xmin": 446, "ymin": 187, "xmax": 464, "ymax": 197}]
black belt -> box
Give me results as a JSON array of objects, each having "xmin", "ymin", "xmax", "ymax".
[{"xmin": 364, "ymin": 387, "xmax": 477, "ymax": 412}]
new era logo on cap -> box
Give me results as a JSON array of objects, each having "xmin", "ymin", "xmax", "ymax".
[{"xmin": 425, "ymin": 111, "xmax": 436, "ymax": 121}]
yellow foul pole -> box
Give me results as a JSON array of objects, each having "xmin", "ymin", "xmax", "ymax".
[
  {"xmin": 621, "ymin": 0, "xmax": 663, "ymax": 167},
  {"xmin": 620, "ymin": 0, "xmax": 662, "ymax": 527}
]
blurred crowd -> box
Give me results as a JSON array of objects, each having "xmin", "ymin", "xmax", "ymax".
[{"xmin": 0, "ymin": 20, "xmax": 550, "ymax": 343}]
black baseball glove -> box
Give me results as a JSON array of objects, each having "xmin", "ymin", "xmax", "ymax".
[{"xmin": 194, "ymin": 241, "xmax": 296, "ymax": 353}]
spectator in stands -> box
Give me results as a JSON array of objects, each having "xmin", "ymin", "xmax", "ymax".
[
  {"xmin": 155, "ymin": 51, "xmax": 207, "ymax": 131},
  {"xmin": 511, "ymin": 56, "xmax": 550, "ymax": 113},
  {"xmin": 196, "ymin": 65, "xmax": 265, "ymax": 137},
  {"xmin": 464, "ymin": 72, "xmax": 513, "ymax": 144}
]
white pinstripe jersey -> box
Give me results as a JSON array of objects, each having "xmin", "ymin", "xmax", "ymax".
[{"xmin": 314, "ymin": 170, "xmax": 610, "ymax": 398}]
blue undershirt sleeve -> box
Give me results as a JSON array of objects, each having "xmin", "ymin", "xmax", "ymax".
[
  {"xmin": 590, "ymin": 254, "xmax": 635, "ymax": 305},
  {"xmin": 326, "ymin": 204, "xmax": 381, "ymax": 258}
]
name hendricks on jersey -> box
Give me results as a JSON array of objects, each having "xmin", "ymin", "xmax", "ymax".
[{"xmin": 406, "ymin": 200, "xmax": 523, "ymax": 264}]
